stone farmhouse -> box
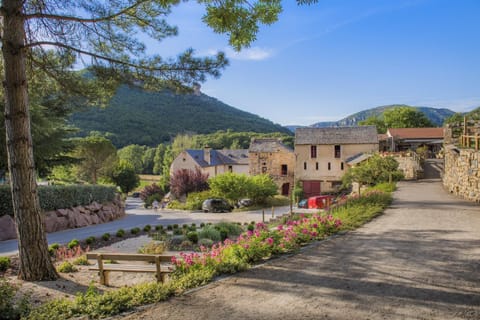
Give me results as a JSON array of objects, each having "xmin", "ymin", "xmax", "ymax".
[
  {"xmin": 169, "ymin": 146, "xmax": 249, "ymax": 178},
  {"xmin": 380, "ymin": 127, "xmax": 444, "ymax": 156},
  {"xmin": 294, "ymin": 126, "xmax": 379, "ymax": 197},
  {"xmin": 248, "ymin": 138, "xmax": 295, "ymax": 196}
]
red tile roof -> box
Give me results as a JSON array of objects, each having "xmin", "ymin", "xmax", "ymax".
[{"xmin": 387, "ymin": 128, "xmax": 444, "ymax": 139}]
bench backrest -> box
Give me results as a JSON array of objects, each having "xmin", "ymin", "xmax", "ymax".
[{"xmin": 86, "ymin": 253, "xmax": 174, "ymax": 263}]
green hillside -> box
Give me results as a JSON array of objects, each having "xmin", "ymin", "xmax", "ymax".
[
  {"xmin": 70, "ymin": 85, "xmax": 291, "ymax": 147},
  {"xmin": 311, "ymin": 104, "xmax": 455, "ymax": 128}
]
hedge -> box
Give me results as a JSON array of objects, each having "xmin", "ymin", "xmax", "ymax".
[{"xmin": 0, "ymin": 185, "xmax": 117, "ymax": 217}]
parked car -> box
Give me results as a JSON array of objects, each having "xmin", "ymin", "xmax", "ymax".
[
  {"xmin": 131, "ymin": 192, "xmax": 140, "ymax": 198},
  {"xmin": 202, "ymin": 199, "xmax": 234, "ymax": 213},
  {"xmin": 298, "ymin": 199, "xmax": 308, "ymax": 208},
  {"xmin": 237, "ymin": 198, "xmax": 253, "ymax": 208}
]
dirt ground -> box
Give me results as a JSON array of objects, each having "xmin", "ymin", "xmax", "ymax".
[{"xmin": 119, "ymin": 179, "xmax": 480, "ymax": 320}]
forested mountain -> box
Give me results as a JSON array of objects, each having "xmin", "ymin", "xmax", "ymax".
[
  {"xmin": 69, "ymin": 85, "xmax": 290, "ymax": 147},
  {"xmin": 310, "ymin": 105, "xmax": 455, "ymax": 128}
]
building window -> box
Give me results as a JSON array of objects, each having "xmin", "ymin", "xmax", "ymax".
[
  {"xmin": 304, "ymin": 162, "xmax": 307, "ymax": 170},
  {"xmin": 228, "ymin": 165, "xmax": 233, "ymax": 172},
  {"xmin": 328, "ymin": 162, "xmax": 331, "ymax": 170},
  {"xmin": 310, "ymin": 145, "xmax": 317, "ymax": 158},
  {"xmin": 334, "ymin": 145, "xmax": 341, "ymax": 158},
  {"xmin": 281, "ymin": 164, "xmax": 288, "ymax": 176},
  {"xmin": 262, "ymin": 166, "xmax": 267, "ymax": 173},
  {"xmin": 182, "ymin": 158, "xmax": 186, "ymax": 162},
  {"xmin": 316, "ymin": 162, "xmax": 319, "ymax": 170},
  {"xmin": 341, "ymin": 162, "xmax": 344, "ymax": 170}
]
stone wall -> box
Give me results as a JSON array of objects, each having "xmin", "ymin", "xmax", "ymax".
[
  {"xmin": 443, "ymin": 147, "xmax": 480, "ymax": 202},
  {"xmin": 392, "ymin": 154, "xmax": 423, "ymax": 180},
  {"xmin": 0, "ymin": 198, "xmax": 125, "ymax": 241}
]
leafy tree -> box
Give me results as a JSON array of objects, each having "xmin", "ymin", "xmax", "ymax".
[
  {"xmin": 109, "ymin": 160, "xmax": 140, "ymax": 194},
  {"xmin": 342, "ymin": 154, "xmax": 404, "ymax": 188},
  {"xmin": 117, "ymin": 145, "xmax": 146, "ymax": 174},
  {"xmin": 209, "ymin": 172, "xmax": 251, "ymax": 205},
  {"xmin": 0, "ymin": 0, "xmax": 291, "ymax": 280},
  {"xmin": 247, "ymin": 174, "xmax": 277, "ymax": 204},
  {"xmin": 170, "ymin": 168, "xmax": 209, "ymax": 199},
  {"xmin": 359, "ymin": 116, "xmax": 387, "ymax": 134},
  {"xmin": 153, "ymin": 143, "xmax": 167, "ymax": 175},
  {"xmin": 159, "ymin": 145, "xmax": 174, "ymax": 191},
  {"xmin": 383, "ymin": 107, "xmax": 434, "ymax": 129},
  {"xmin": 72, "ymin": 135, "xmax": 117, "ymax": 184},
  {"xmin": 171, "ymin": 134, "xmax": 198, "ymax": 158},
  {"xmin": 142, "ymin": 147, "xmax": 156, "ymax": 174}
]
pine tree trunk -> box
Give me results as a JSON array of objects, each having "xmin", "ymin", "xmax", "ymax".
[{"xmin": 2, "ymin": 0, "xmax": 58, "ymax": 280}]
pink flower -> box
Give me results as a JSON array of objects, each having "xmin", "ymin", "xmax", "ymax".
[
  {"xmin": 277, "ymin": 225, "xmax": 284, "ymax": 231},
  {"xmin": 266, "ymin": 237, "xmax": 274, "ymax": 245}
]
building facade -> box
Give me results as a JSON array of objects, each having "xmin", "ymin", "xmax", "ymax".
[
  {"xmin": 249, "ymin": 138, "xmax": 295, "ymax": 196},
  {"xmin": 295, "ymin": 126, "xmax": 379, "ymax": 196},
  {"xmin": 170, "ymin": 146, "xmax": 249, "ymax": 178}
]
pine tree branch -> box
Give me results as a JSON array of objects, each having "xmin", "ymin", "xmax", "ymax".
[{"xmin": 24, "ymin": 0, "xmax": 151, "ymax": 23}]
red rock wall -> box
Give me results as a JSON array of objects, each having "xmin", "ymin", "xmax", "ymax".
[{"xmin": 0, "ymin": 198, "xmax": 125, "ymax": 241}]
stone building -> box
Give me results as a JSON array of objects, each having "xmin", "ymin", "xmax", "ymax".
[
  {"xmin": 249, "ymin": 138, "xmax": 295, "ymax": 196},
  {"xmin": 170, "ymin": 146, "xmax": 249, "ymax": 178},
  {"xmin": 295, "ymin": 126, "xmax": 379, "ymax": 196}
]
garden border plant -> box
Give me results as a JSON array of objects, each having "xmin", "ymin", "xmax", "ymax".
[{"xmin": 24, "ymin": 189, "xmax": 392, "ymax": 319}]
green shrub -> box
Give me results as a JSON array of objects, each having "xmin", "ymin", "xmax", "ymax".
[
  {"xmin": 85, "ymin": 236, "xmax": 96, "ymax": 245},
  {"xmin": 173, "ymin": 224, "xmax": 179, "ymax": 229},
  {"xmin": 166, "ymin": 200, "xmax": 186, "ymax": 210},
  {"xmin": 144, "ymin": 194, "xmax": 163, "ymax": 208},
  {"xmin": 198, "ymin": 238, "xmax": 214, "ymax": 247},
  {"xmin": 191, "ymin": 223, "xmax": 196, "ymax": 228},
  {"xmin": 57, "ymin": 261, "xmax": 78, "ymax": 273},
  {"xmin": 166, "ymin": 225, "xmax": 173, "ymax": 231},
  {"xmin": 48, "ymin": 243, "xmax": 60, "ymax": 256},
  {"xmin": 200, "ymin": 222, "xmax": 205, "ymax": 228},
  {"xmin": 130, "ymin": 227, "xmax": 140, "ymax": 235},
  {"xmin": 0, "ymin": 184, "xmax": 116, "ymax": 217},
  {"xmin": 184, "ymin": 190, "xmax": 212, "ymax": 210},
  {"xmin": 102, "ymin": 233, "xmax": 111, "ymax": 241},
  {"xmin": 155, "ymin": 225, "xmax": 163, "ymax": 231},
  {"xmin": 186, "ymin": 231, "xmax": 199, "ymax": 244},
  {"xmin": 215, "ymin": 222, "xmax": 243, "ymax": 237},
  {"xmin": 143, "ymin": 225, "xmax": 152, "ymax": 232},
  {"xmin": 67, "ymin": 239, "xmax": 79, "ymax": 249},
  {"xmin": 116, "ymin": 229, "xmax": 125, "ymax": 237},
  {"xmin": 173, "ymin": 228, "xmax": 183, "ymax": 236},
  {"xmin": 0, "ymin": 279, "xmax": 30, "ymax": 319},
  {"xmin": 366, "ymin": 182, "xmax": 396, "ymax": 193},
  {"xmin": 182, "ymin": 224, "xmax": 188, "ymax": 229},
  {"xmin": 0, "ymin": 257, "xmax": 11, "ymax": 272},
  {"xmin": 247, "ymin": 224, "xmax": 255, "ymax": 231},
  {"xmin": 72, "ymin": 256, "xmax": 90, "ymax": 266},
  {"xmin": 198, "ymin": 225, "xmax": 221, "ymax": 242}
]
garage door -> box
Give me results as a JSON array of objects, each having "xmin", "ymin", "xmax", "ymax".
[{"xmin": 302, "ymin": 180, "xmax": 321, "ymax": 198}]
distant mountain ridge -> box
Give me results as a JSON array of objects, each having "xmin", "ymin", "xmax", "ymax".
[
  {"xmin": 70, "ymin": 85, "xmax": 291, "ymax": 148},
  {"xmin": 309, "ymin": 105, "xmax": 455, "ymax": 128}
]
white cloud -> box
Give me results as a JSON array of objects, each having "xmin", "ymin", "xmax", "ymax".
[{"xmin": 207, "ymin": 47, "xmax": 273, "ymax": 61}]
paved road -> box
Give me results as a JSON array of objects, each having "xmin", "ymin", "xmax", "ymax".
[
  {"xmin": 0, "ymin": 199, "xmax": 290, "ymax": 256},
  {"xmin": 122, "ymin": 179, "xmax": 480, "ymax": 320}
]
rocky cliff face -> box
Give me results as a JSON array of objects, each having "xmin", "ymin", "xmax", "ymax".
[{"xmin": 0, "ymin": 198, "xmax": 125, "ymax": 241}]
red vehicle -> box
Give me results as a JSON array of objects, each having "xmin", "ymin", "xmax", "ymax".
[{"xmin": 307, "ymin": 195, "xmax": 333, "ymax": 209}]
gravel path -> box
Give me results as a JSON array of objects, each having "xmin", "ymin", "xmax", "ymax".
[{"xmin": 120, "ymin": 179, "xmax": 480, "ymax": 320}]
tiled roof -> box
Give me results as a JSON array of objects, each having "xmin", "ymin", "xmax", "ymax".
[
  {"xmin": 186, "ymin": 149, "xmax": 249, "ymax": 167},
  {"xmin": 387, "ymin": 128, "xmax": 444, "ymax": 139},
  {"xmin": 249, "ymin": 138, "xmax": 293, "ymax": 153},
  {"xmin": 295, "ymin": 126, "xmax": 378, "ymax": 145}
]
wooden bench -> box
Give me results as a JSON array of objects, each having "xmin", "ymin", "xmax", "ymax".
[{"xmin": 86, "ymin": 253, "xmax": 175, "ymax": 286}]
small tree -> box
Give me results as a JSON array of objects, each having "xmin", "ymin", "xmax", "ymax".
[
  {"xmin": 247, "ymin": 174, "xmax": 277, "ymax": 204},
  {"xmin": 170, "ymin": 168, "xmax": 209, "ymax": 199},
  {"xmin": 140, "ymin": 183, "xmax": 165, "ymax": 201},
  {"xmin": 209, "ymin": 172, "xmax": 251, "ymax": 205},
  {"xmin": 109, "ymin": 160, "xmax": 140, "ymax": 194},
  {"xmin": 342, "ymin": 154, "xmax": 404, "ymax": 188}
]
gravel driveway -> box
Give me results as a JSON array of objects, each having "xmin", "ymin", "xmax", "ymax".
[{"xmin": 121, "ymin": 179, "xmax": 480, "ymax": 320}]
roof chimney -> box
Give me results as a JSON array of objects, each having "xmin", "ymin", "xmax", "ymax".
[{"xmin": 204, "ymin": 145, "xmax": 211, "ymax": 165}]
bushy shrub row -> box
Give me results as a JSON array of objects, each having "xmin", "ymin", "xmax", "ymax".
[{"xmin": 0, "ymin": 185, "xmax": 117, "ymax": 217}]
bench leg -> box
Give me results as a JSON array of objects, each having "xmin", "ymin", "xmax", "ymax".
[{"xmin": 100, "ymin": 270, "xmax": 110, "ymax": 286}]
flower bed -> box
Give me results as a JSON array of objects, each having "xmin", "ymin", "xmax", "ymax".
[{"xmin": 24, "ymin": 190, "xmax": 392, "ymax": 320}]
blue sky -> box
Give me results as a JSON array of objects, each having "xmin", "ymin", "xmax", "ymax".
[{"xmin": 150, "ymin": 0, "xmax": 480, "ymax": 126}]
